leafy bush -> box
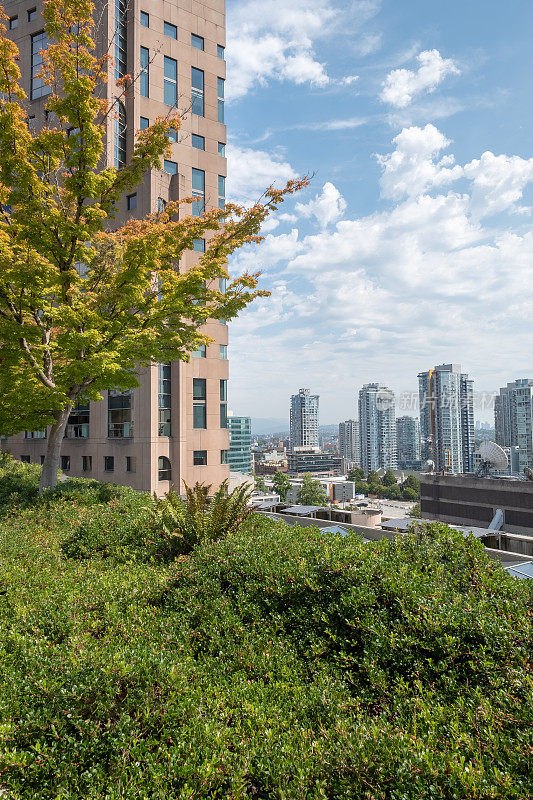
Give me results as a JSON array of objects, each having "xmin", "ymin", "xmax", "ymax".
[
  {"xmin": 0, "ymin": 470, "xmax": 531, "ymax": 799},
  {"xmin": 151, "ymin": 480, "xmax": 254, "ymax": 560},
  {"xmin": 61, "ymin": 490, "xmax": 153, "ymax": 562}
]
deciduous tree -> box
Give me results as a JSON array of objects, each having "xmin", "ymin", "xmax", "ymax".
[
  {"xmin": 297, "ymin": 473, "xmax": 328, "ymax": 507},
  {"xmin": 272, "ymin": 470, "xmax": 292, "ymax": 501},
  {"xmin": 0, "ymin": 0, "xmax": 306, "ymax": 492}
]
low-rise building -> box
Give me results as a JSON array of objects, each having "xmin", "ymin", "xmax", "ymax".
[{"xmin": 287, "ymin": 448, "xmax": 342, "ymax": 475}]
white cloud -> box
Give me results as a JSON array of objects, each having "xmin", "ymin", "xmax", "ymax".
[
  {"xmin": 463, "ymin": 152, "xmax": 533, "ymax": 219},
  {"xmin": 228, "ymin": 127, "xmax": 533, "ymax": 420},
  {"xmin": 226, "ymin": 144, "xmax": 296, "ymax": 206},
  {"xmin": 226, "ymin": 0, "xmax": 337, "ymax": 100},
  {"xmin": 380, "ymin": 49, "xmax": 460, "ymax": 108},
  {"xmin": 226, "ymin": 0, "xmax": 382, "ymax": 101},
  {"xmin": 339, "ymin": 75, "xmax": 360, "ymax": 86},
  {"xmin": 295, "ymin": 182, "xmax": 347, "ymax": 228},
  {"xmin": 354, "ymin": 32, "xmax": 382, "ymax": 56},
  {"xmin": 377, "ymin": 124, "xmax": 462, "ymax": 200}
]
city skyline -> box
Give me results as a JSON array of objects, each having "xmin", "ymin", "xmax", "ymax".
[{"xmin": 224, "ymin": 0, "xmax": 533, "ymax": 423}]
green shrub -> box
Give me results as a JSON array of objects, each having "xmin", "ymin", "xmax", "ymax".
[
  {"xmin": 0, "ymin": 474, "xmax": 531, "ymax": 799},
  {"xmin": 61, "ymin": 490, "xmax": 154, "ymax": 562}
]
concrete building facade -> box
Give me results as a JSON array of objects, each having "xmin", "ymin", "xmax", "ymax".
[
  {"xmin": 290, "ymin": 389, "xmax": 319, "ymax": 450},
  {"xmin": 3, "ymin": 0, "xmax": 230, "ymax": 493},
  {"xmin": 418, "ymin": 364, "xmax": 475, "ymax": 474},
  {"xmin": 396, "ymin": 416, "xmax": 421, "ymax": 470},
  {"xmin": 495, "ymin": 379, "xmax": 533, "ymax": 474},
  {"xmin": 358, "ymin": 384, "xmax": 397, "ymax": 473},
  {"xmin": 338, "ymin": 419, "xmax": 361, "ymax": 466}
]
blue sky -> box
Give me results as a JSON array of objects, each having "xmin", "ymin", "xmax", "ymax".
[{"xmin": 224, "ymin": 0, "xmax": 533, "ymax": 425}]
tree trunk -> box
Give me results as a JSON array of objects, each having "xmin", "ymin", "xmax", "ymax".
[{"xmin": 38, "ymin": 405, "xmax": 73, "ymax": 494}]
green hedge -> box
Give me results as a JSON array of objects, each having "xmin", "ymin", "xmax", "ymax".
[{"xmin": 0, "ymin": 463, "xmax": 531, "ymax": 799}]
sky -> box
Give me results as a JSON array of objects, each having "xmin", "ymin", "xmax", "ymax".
[{"xmin": 223, "ymin": 0, "xmax": 533, "ymax": 426}]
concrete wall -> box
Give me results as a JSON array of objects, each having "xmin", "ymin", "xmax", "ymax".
[{"xmin": 421, "ymin": 474, "xmax": 533, "ymax": 534}]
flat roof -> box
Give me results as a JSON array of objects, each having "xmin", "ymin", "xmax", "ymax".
[
  {"xmin": 283, "ymin": 505, "xmax": 325, "ymax": 515},
  {"xmin": 505, "ymin": 562, "xmax": 533, "ymax": 580},
  {"xmin": 381, "ymin": 518, "xmax": 490, "ymax": 539}
]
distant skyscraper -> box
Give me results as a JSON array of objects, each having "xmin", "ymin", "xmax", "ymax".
[
  {"xmin": 339, "ymin": 420, "xmax": 361, "ymax": 465},
  {"xmin": 290, "ymin": 389, "xmax": 319, "ymax": 451},
  {"xmin": 418, "ymin": 364, "xmax": 475, "ymax": 473},
  {"xmin": 495, "ymin": 379, "xmax": 533, "ymax": 473},
  {"xmin": 396, "ymin": 416, "xmax": 421, "ymax": 469},
  {"xmin": 358, "ymin": 384, "xmax": 397, "ymax": 473},
  {"xmin": 228, "ymin": 414, "xmax": 252, "ymax": 474}
]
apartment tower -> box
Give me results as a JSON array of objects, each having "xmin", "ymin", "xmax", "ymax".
[
  {"xmin": 338, "ymin": 420, "xmax": 361, "ymax": 466},
  {"xmin": 418, "ymin": 364, "xmax": 475, "ymax": 474},
  {"xmin": 495, "ymin": 379, "xmax": 533, "ymax": 473},
  {"xmin": 3, "ymin": 0, "xmax": 229, "ymax": 493},
  {"xmin": 358, "ymin": 383, "xmax": 397, "ymax": 473},
  {"xmin": 396, "ymin": 416, "xmax": 421, "ymax": 470},
  {"xmin": 289, "ymin": 389, "xmax": 319, "ymax": 451}
]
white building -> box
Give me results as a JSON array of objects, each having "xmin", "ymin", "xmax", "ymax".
[{"xmin": 358, "ymin": 384, "xmax": 397, "ymax": 473}]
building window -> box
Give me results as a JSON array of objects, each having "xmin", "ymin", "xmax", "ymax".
[
  {"xmin": 217, "ymin": 44, "xmax": 225, "ymax": 59},
  {"xmin": 218, "ymin": 141, "xmax": 225, "ymax": 157},
  {"xmin": 193, "ymin": 238, "xmax": 205, "ymax": 253},
  {"xmin": 140, "ymin": 10, "xmax": 149, "ymax": 27},
  {"xmin": 220, "ymin": 402, "xmax": 228, "ymax": 429},
  {"xmin": 191, "ymin": 33, "xmax": 204, "ymax": 50},
  {"xmin": 115, "ymin": 0, "xmax": 127, "ymax": 80},
  {"xmin": 108, "ymin": 390, "xmax": 133, "ymax": 438},
  {"xmin": 193, "ymin": 344, "xmax": 206, "ymax": 358},
  {"xmin": 220, "ymin": 379, "xmax": 227, "ymax": 402},
  {"xmin": 25, "ymin": 429, "xmax": 46, "ymax": 439},
  {"xmin": 219, "ymin": 344, "xmax": 227, "ymax": 359},
  {"xmin": 158, "ymin": 456, "xmax": 172, "ymax": 481},
  {"xmin": 40, "ymin": 455, "xmax": 45, "ymax": 465},
  {"xmin": 66, "ymin": 403, "xmax": 89, "ymax": 438},
  {"xmin": 158, "ymin": 363, "xmax": 171, "ymax": 436},
  {"xmin": 191, "ymin": 67, "xmax": 204, "ymax": 116},
  {"xmin": 127, "ymin": 193, "xmax": 137, "ymax": 210},
  {"xmin": 140, "ymin": 46, "xmax": 149, "ymax": 97},
  {"xmin": 126, "ymin": 456, "xmax": 136, "ymax": 473},
  {"xmin": 193, "ymin": 450, "xmax": 207, "ymax": 466},
  {"xmin": 193, "ymin": 378, "xmax": 206, "ymax": 429},
  {"xmin": 218, "ymin": 175, "xmax": 225, "ymax": 209},
  {"xmin": 164, "ymin": 21, "xmax": 177, "ymax": 39},
  {"xmin": 31, "ymin": 32, "xmax": 51, "ymax": 100},
  {"xmin": 168, "ymin": 128, "xmax": 177, "ymax": 142},
  {"xmin": 217, "ymin": 77, "xmax": 225, "ymax": 124},
  {"xmin": 221, "ymin": 450, "xmax": 228, "ymax": 464},
  {"xmin": 113, "ymin": 100, "xmax": 127, "ymax": 168},
  {"xmin": 192, "ymin": 133, "xmax": 205, "ymax": 150},
  {"xmin": 140, "ymin": 116, "xmax": 149, "ymax": 130},
  {"xmin": 192, "ymin": 168, "xmax": 205, "ymax": 216},
  {"xmin": 21, "ymin": 455, "xmax": 31, "ymax": 464},
  {"xmin": 157, "ymin": 197, "xmax": 166, "ymax": 213},
  {"xmin": 28, "ymin": 8, "xmax": 36, "ymax": 22},
  {"xmin": 219, "ymin": 277, "xmax": 227, "ymax": 294},
  {"xmin": 9, "ymin": 16, "xmax": 18, "ymax": 29},
  {"xmin": 61, "ymin": 455, "xmax": 70, "ymax": 472},
  {"xmin": 104, "ymin": 456, "xmax": 114, "ymax": 472},
  {"xmin": 164, "ymin": 159, "xmax": 177, "ymax": 175},
  {"xmin": 82, "ymin": 455, "xmax": 92, "ymax": 472},
  {"xmin": 164, "ymin": 56, "xmax": 177, "ymax": 106}
]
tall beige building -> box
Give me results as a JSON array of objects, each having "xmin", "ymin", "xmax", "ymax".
[{"xmin": 3, "ymin": 0, "xmax": 230, "ymax": 493}]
